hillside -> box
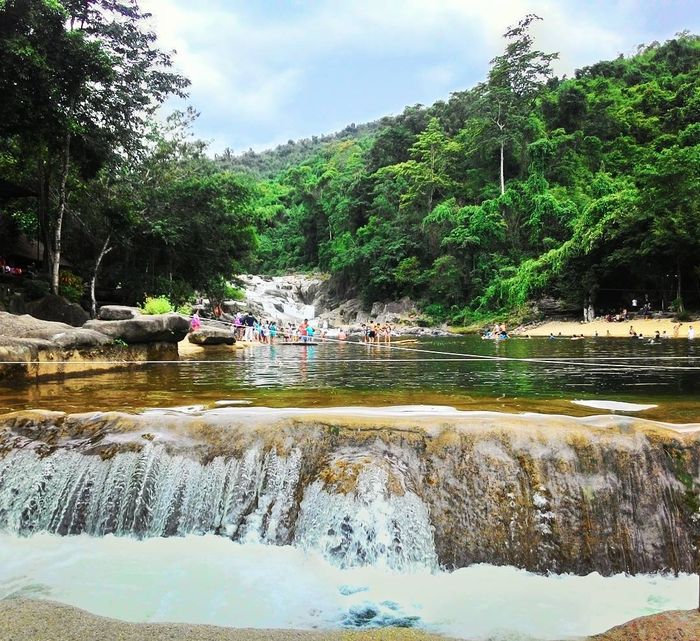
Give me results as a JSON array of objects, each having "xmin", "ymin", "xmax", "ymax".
[
  {"xmin": 215, "ymin": 120, "xmax": 384, "ymax": 179},
  {"xmin": 247, "ymin": 28, "xmax": 700, "ymax": 325},
  {"xmin": 1, "ymin": 6, "xmax": 697, "ymax": 322}
]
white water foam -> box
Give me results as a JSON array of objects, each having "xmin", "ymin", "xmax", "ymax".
[
  {"xmin": 0, "ymin": 533, "xmax": 695, "ymax": 639},
  {"xmin": 0, "ymin": 446, "xmax": 437, "ymax": 570},
  {"xmin": 572, "ymin": 400, "xmax": 658, "ymax": 412},
  {"xmin": 240, "ymin": 275, "xmax": 316, "ymax": 323}
]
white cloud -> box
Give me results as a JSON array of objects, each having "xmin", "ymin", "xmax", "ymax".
[{"xmin": 139, "ymin": 0, "xmax": 678, "ymax": 151}]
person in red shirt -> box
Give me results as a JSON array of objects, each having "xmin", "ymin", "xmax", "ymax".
[{"xmin": 298, "ymin": 319, "xmax": 309, "ymax": 343}]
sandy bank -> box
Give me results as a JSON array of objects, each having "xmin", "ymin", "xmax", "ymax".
[
  {"xmin": 515, "ymin": 317, "xmax": 696, "ymax": 338},
  {"xmin": 2, "ymin": 599, "xmax": 699, "ymax": 641},
  {"xmin": 0, "ymin": 599, "xmax": 452, "ymax": 641}
]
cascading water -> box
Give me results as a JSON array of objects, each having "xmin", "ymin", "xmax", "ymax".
[
  {"xmin": 0, "ymin": 445, "xmax": 301, "ymax": 542},
  {"xmin": 1, "ymin": 408, "xmax": 698, "ymax": 637},
  {"xmin": 295, "ymin": 466, "xmax": 437, "ymax": 570},
  {"xmin": 239, "ymin": 275, "xmax": 318, "ymax": 322},
  {"xmin": 0, "ymin": 444, "xmax": 438, "ymax": 570}
]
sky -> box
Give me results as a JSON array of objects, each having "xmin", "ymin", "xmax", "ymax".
[{"xmin": 139, "ymin": 0, "xmax": 700, "ymax": 154}]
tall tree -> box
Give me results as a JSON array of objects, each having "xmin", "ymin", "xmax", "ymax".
[
  {"xmin": 0, "ymin": 0, "xmax": 189, "ymax": 293},
  {"xmin": 376, "ymin": 117, "xmax": 458, "ymax": 214},
  {"xmin": 476, "ymin": 14, "xmax": 558, "ymax": 195}
]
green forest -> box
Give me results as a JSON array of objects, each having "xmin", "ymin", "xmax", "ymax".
[{"xmin": 1, "ymin": 1, "xmax": 699, "ymax": 325}]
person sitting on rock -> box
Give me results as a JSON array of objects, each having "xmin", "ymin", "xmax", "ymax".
[{"xmin": 189, "ymin": 311, "xmax": 201, "ymax": 333}]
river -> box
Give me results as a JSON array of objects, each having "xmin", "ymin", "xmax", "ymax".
[
  {"xmin": 1, "ymin": 334, "xmax": 699, "ymax": 639},
  {"xmin": 1, "ymin": 335, "xmax": 698, "ymax": 421}
]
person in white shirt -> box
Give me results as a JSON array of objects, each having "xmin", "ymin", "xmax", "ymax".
[{"xmin": 688, "ymin": 326, "xmax": 695, "ymax": 340}]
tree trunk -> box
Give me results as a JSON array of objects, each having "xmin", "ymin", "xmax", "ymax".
[
  {"xmin": 37, "ymin": 155, "xmax": 51, "ymax": 270},
  {"xmin": 51, "ymin": 131, "xmax": 72, "ymax": 295},
  {"xmin": 499, "ymin": 140, "xmax": 505, "ymax": 196},
  {"xmin": 90, "ymin": 235, "xmax": 112, "ymax": 318},
  {"xmin": 676, "ymin": 258, "xmax": 684, "ymax": 311}
]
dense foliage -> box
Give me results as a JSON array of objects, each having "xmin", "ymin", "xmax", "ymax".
[
  {"xmin": 0, "ymin": 0, "xmax": 259, "ymax": 310},
  {"xmin": 1, "ymin": 4, "xmax": 698, "ymax": 323},
  {"xmin": 251, "ymin": 26, "xmax": 700, "ymax": 322},
  {"xmin": 216, "ymin": 121, "xmax": 383, "ymax": 179}
]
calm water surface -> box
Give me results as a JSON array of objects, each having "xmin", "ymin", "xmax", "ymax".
[{"xmin": 1, "ymin": 336, "xmax": 699, "ymax": 420}]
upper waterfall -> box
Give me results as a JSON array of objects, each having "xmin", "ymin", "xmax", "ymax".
[{"xmin": 238, "ymin": 274, "xmax": 327, "ymax": 323}]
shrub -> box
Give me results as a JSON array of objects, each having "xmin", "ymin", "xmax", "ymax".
[
  {"xmin": 153, "ymin": 277, "xmax": 194, "ymax": 307},
  {"xmin": 225, "ymin": 285, "xmax": 245, "ymax": 301},
  {"xmin": 206, "ymin": 276, "xmax": 246, "ymax": 304},
  {"xmin": 177, "ymin": 303, "xmax": 194, "ymax": 315},
  {"xmin": 59, "ymin": 270, "xmax": 85, "ymax": 303},
  {"xmin": 423, "ymin": 303, "xmax": 448, "ymax": 323},
  {"xmin": 141, "ymin": 295, "xmax": 173, "ymax": 315}
]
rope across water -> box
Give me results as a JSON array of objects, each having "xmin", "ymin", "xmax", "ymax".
[
  {"xmin": 3, "ymin": 334, "xmax": 699, "ymax": 370},
  {"xmin": 316, "ymin": 335, "xmax": 700, "ymax": 371}
]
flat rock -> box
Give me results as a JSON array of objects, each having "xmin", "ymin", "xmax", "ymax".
[
  {"xmin": 97, "ymin": 305, "xmax": 141, "ymax": 321},
  {"xmin": 188, "ymin": 326, "xmax": 236, "ymax": 345},
  {"xmin": 0, "ymin": 311, "xmax": 112, "ymax": 349},
  {"xmin": 25, "ymin": 294, "xmax": 89, "ymax": 327},
  {"xmin": 84, "ymin": 313, "xmax": 189, "ymax": 344}
]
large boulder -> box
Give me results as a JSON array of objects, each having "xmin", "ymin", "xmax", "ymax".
[
  {"xmin": 188, "ymin": 326, "xmax": 236, "ymax": 346},
  {"xmin": 97, "ymin": 305, "xmax": 141, "ymax": 321},
  {"xmin": 530, "ymin": 297, "xmax": 579, "ymax": 318},
  {"xmin": 25, "ymin": 294, "xmax": 89, "ymax": 327},
  {"xmin": 369, "ymin": 297, "xmax": 419, "ymax": 323},
  {"xmin": 0, "ymin": 311, "xmax": 111, "ymax": 349},
  {"xmin": 84, "ymin": 313, "xmax": 189, "ymax": 344}
]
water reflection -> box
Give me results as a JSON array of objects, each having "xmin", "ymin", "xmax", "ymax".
[{"xmin": 1, "ymin": 337, "xmax": 699, "ymax": 420}]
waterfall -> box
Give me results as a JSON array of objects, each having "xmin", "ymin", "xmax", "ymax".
[
  {"xmin": 0, "ymin": 446, "xmax": 301, "ymax": 542},
  {"xmin": 0, "ymin": 446, "xmax": 437, "ymax": 570},
  {"xmin": 239, "ymin": 275, "xmax": 319, "ymax": 322},
  {"xmin": 2, "ymin": 408, "xmax": 697, "ymax": 576},
  {"xmin": 295, "ymin": 466, "xmax": 437, "ymax": 570}
]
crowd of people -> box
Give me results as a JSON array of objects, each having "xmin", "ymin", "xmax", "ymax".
[
  {"xmin": 600, "ymin": 295, "xmax": 660, "ymax": 323},
  {"xmin": 190, "ymin": 310, "xmax": 329, "ymax": 344},
  {"xmin": 359, "ymin": 323, "xmax": 394, "ymax": 343},
  {"xmin": 188, "ymin": 309, "xmax": 402, "ymax": 345},
  {"xmin": 542, "ymin": 323, "xmax": 696, "ymax": 342},
  {"xmin": 233, "ymin": 314, "xmax": 322, "ymax": 343}
]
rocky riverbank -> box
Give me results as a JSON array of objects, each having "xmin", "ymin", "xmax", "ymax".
[
  {"xmin": 0, "ymin": 309, "xmax": 188, "ymax": 382},
  {"xmin": 0, "ymin": 599, "xmax": 452, "ymax": 641}
]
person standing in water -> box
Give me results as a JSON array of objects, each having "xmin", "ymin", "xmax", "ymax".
[{"xmin": 298, "ymin": 319, "xmax": 309, "ymax": 343}]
